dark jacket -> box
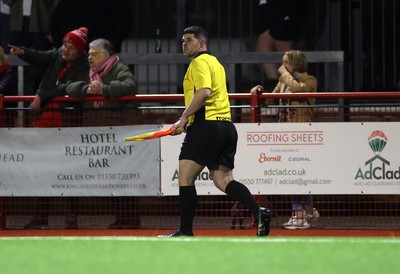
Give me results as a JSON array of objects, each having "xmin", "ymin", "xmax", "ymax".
[
  {"xmin": 66, "ymin": 62, "xmax": 137, "ymax": 109},
  {"xmin": 18, "ymin": 47, "xmax": 90, "ymax": 107}
]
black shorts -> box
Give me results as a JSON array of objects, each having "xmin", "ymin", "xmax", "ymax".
[
  {"xmin": 253, "ymin": 0, "xmax": 301, "ymax": 41},
  {"xmin": 179, "ymin": 121, "xmax": 238, "ymax": 170}
]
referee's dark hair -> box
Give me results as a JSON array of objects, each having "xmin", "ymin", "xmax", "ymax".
[{"xmin": 183, "ymin": 26, "xmax": 208, "ymax": 42}]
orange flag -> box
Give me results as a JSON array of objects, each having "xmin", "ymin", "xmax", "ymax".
[{"xmin": 124, "ymin": 128, "xmax": 173, "ymax": 142}]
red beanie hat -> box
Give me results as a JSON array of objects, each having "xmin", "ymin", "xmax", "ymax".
[{"xmin": 63, "ymin": 27, "xmax": 88, "ymax": 53}]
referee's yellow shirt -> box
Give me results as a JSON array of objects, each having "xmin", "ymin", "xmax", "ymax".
[{"xmin": 183, "ymin": 52, "xmax": 231, "ymax": 124}]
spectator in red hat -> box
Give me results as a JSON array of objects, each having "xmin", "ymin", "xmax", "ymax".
[
  {"xmin": 7, "ymin": 27, "xmax": 91, "ymax": 230},
  {"xmin": 62, "ymin": 27, "xmax": 88, "ymax": 55},
  {"xmin": 9, "ymin": 27, "xmax": 90, "ymax": 113}
]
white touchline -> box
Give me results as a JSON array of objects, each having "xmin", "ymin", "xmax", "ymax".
[{"xmin": 1, "ymin": 236, "xmax": 400, "ymax": 244}]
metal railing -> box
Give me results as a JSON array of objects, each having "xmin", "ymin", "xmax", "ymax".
[
  {"xmin": 6, "ymin": 50, "xmax": 344, "ymax": 95},
  {"xmin": 1, "ymin": 91, "xmax": 399, "ymax": 128},
  {"xmin": 1, "ymin": 92, "xmax": 399, "ymax": 230}
]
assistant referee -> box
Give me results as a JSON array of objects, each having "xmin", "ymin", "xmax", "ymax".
[{"xmin": 159, "ymin": 26, "xmax": 271, "ymax": 237}]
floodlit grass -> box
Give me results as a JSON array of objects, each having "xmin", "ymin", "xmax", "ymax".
[{"xmin": 1, "ymin": 236, "xmax": 400, "ymax": 274}]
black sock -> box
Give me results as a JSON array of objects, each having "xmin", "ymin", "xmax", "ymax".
[
  {"xmin": 179, "ymin": 186, "xmax": 197, "ymax": 234},
  {"xmin": 225, "ymin": 180, "xmax": 259, "ymax": 217}
]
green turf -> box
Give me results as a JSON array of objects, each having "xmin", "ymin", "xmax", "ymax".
[{"xmin": 1, "ymin": 236, "xmax": 399, "ymax": 274}]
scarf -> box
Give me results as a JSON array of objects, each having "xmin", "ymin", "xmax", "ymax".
[
  {"xmin": 90, "ymin": 55, "xmax": 119, "ymax": 108},
  {"xmin": 56, "ymin": 61, "xmax": 75, "ymax": 85}
]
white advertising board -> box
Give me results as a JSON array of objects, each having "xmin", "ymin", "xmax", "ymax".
[
  {"xmin": 161, "ymin": 122, "xmax": 400, "ymax": 195},
  {"xmin": 0, "ymin": 125, "xmax": 161, "ymax": 196}
]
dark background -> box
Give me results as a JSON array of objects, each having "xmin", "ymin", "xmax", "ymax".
[{"xmin": 125, "ymin": 0, "xmax": 399, "ymax": 92}]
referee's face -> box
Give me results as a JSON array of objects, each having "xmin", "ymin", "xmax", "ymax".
[{"xmin": 182, "ymin": 34, "xmax": 203, "ymax": 58}]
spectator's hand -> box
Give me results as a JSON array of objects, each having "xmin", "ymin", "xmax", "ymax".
[
  {"xmin": 250, "ymin": 85, "xmax": 264, "ymax": 94},
  {"xmin": 30, "ymin": 95, "xmax": 41, "ymax": 112},
  {"xmin": 8, "ymin": 44, "xmax": 24, "ymax": 55},
  {"xmin": 278, "ymin": 65, "xmax": 289, "ymax": 75},
  {"xmin": 46, "ymin": 34, "xmax": 54, "ymax": 46},
  {"xmin": 87, "ymin": 80, "xmax": 103, "ymax": 95}
]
